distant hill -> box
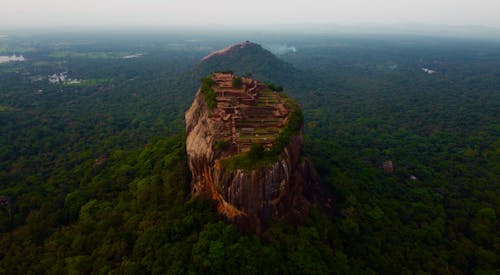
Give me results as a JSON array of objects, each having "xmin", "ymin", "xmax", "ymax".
[{"xmin": 194, "ymin": 41, "xmax": 316, "ymax": 94}]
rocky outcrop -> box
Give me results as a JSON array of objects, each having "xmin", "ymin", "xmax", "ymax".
[
  {"xmin": 195, "ymin": 41, "xmax": 313, "ymax": 93},
  {"xmin": 185, "ymin": 75, "xmax": 327, "ymax": 233}
]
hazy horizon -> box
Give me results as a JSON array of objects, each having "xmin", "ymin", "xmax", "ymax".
[{"xmin": 2, "ymin": 0, "xmax": 500, "ymax": 30}]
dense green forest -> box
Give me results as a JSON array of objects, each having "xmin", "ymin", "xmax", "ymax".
[{"xmin": 0, "ymin": 32, "xmax": 498, "ymax": 274}]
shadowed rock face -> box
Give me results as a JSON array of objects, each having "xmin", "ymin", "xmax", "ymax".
[{"xmin": 185, "ymin": 74, "xmax": 327, "ymax": 233}]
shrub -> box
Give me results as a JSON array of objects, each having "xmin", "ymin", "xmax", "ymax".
[
  {"xmin": 232, "ymin": 77, "xmax": 243, "ymax": 88},
  {"xmin": 266, "ymin": 82, "xmax": 283, "ymax": 92},
  {"xmin": 201, "ymin": 77, "xmax": 217, "ymax": 110},
  {"xmin": 214, "ymin": 140, "xmax": 230, "ymax": 150}
]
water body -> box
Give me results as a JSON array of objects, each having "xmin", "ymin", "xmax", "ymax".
[
  {"xmin": 122, "ymin": 53, "xmax": 144, "ymax": 59},
  {"xmin": 0, "ymin": 55, "xmax": 25, "ymax": 63}
]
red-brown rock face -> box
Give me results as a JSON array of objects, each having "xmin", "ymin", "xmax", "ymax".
[{"xmin": 185, "ymin": 74, "xmax": 324, "ymax": 233}]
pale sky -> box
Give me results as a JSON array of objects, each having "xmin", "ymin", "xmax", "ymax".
[{"xmin": 1, "ymin": 0, "xmax": 499, "ymax": 29}]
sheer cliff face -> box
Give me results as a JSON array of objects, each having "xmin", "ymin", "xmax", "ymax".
[{"xmin": 185, "ymin": 74, "xmax": 324, "ymax": 233}]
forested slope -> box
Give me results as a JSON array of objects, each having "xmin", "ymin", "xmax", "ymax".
[{"xmin": 0, "ymin": 34, "xmax": 498, "ymax": 274}]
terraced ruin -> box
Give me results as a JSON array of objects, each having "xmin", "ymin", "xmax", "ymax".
[
  {"xmin": 186, "ymin": 70, "xmax": 321, "ymax": 233},
  {"xmin": 207, "ymin": 73, "xmax": 290, "ymax": 154}
]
